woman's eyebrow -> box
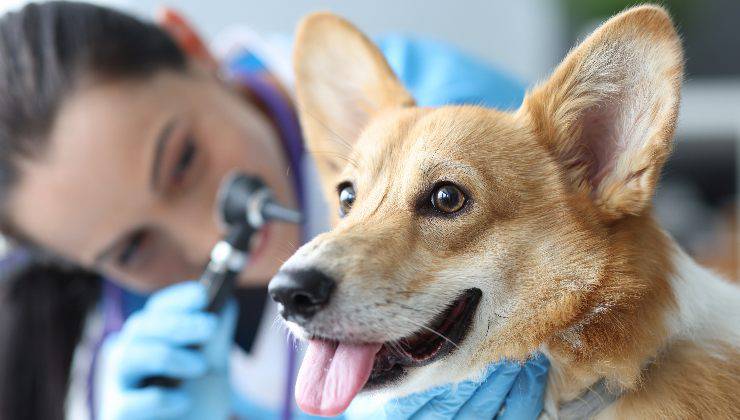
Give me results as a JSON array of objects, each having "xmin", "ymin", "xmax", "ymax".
[{"xmin": 149, "ymin": 117, "xmax": 178, "ymax": 191}]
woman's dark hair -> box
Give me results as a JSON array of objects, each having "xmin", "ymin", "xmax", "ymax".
[
  {"xmin": 0, "ymin": 257, "xmax": 100, "ymax": 419},
  {"xmin": 0, "ymin": 2, "xmax": 186, "ymax": 419}
]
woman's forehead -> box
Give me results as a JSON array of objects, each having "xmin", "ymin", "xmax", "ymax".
[{"xmin": 7, "ymin": 77, "xmax": 181, "ymax": 264}]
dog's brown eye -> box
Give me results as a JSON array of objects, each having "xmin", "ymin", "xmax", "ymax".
[
  {"xmin": 431, "ymin": 184, "xmax": 466, "ymax": 214},
  {"xmin": 338, "ymin": 184, "xmax": 356, "ymax": 217}
]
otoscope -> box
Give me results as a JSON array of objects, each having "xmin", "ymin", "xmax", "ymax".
[{"xmin": 139, "ymin": 172, "xmax": 301, "ymax": 388}]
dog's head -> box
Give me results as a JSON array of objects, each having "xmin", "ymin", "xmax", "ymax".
[{"xmin": 270, "ymin": 5, "xmax": 683, "ymax": 416}]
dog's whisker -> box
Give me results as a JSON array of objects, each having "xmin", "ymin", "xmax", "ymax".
[
  {"xmin": 386, "ymin": 340, "xmax": 406, "ymax": 356},
  {"xmin": 269, "ymin": 256, "xmax": 289, "ymax": 266},
  {"xmin": 294, "ymin": 101, "xmax": 371, "ymax": 169},
  {"xmin": 394, "ymin": 313, "xmax": 460, "ymax": 350},
  {"xmin": 271, "ymin": 313, "xmax": 287, "ymax": 332},
  {"xmin": 295, "ymin": 103, "xmax": 354, "ymax": 152},
  {"xmin": 306, "ymin": 149, "xmax": 360, "ymax": 169},
  {"xmin": 396, "ymin": 302, "xmax": 438, "ymax": 317}
]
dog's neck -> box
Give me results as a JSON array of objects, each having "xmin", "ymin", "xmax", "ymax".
[{"xmin": 544, "ymin": 213, "xmax": 680, "ymax": 401}]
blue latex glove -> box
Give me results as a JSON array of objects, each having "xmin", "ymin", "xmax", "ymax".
[
  {"xmin": 381, "ymin": 354, "xmax": 549, "ymax": 420},
  {"xmin": 98, "ymin": 281, "xmax": 238, "ymax": 420}
]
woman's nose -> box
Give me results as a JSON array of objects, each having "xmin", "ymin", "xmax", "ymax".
[{"xmin": 162, "ymin": 212, "xmax": 220, "ymax": 270}]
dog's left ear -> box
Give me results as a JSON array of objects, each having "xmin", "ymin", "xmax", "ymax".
[
  {"xmin": 293, "ymin": 13, "xmax": 414, "ymax": 195},
  {"xmin": 522, "ymin": 5, "xmax": 683, "ymax": 220}
]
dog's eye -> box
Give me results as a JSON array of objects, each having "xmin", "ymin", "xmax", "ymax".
[
  {"xmin": 338, "ymin": 184, "xmax": 356, "ymax": 217},
  {"xmin": 431, "ymin": 183, "xmax": 466, "ymax": 214}
]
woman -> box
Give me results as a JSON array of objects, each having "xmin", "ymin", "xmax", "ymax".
[{"xmin": 0, "ymin": 2, "xmax": 547, "ymax": 419}]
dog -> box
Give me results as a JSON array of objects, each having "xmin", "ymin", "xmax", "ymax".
[{"xmin": 268, "ymin": 5, "xmax": 740, "ymax": 418}]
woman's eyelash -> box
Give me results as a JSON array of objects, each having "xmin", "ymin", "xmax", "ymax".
[
  {"xmin": 172, "ymin": 136, "xmax": 197, "ymax": 184},
  {"xmin": 118, "ymin": 230, "xmax": 146, "ymax": 266}
]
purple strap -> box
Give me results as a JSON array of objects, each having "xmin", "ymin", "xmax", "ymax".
[
  {"xmin": 237, "ymin": 72, "xmax": 304, "ymax": 420},
  {"xmin": 236, "ymin": 73, "xmax": 305, "ymax": 210},
  {"xmin": 0, "ymin": 248, "xmax": 32, "ymax": 271}
]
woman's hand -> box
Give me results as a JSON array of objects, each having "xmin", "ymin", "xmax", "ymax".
[
  {"xmin": 381, "ymin": 354, "xmax": 549, "ymax": 419},
  {"xmin": 98, "ymin": 281, "xmax": 238, "ymax": 420}
]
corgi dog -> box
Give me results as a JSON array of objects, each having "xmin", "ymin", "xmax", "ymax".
[{"xmin": 268, "ymin": 5, "xmax": 740, "ymax": 419}]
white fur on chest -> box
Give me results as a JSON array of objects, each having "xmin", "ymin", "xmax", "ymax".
[{"xmin": 667, "ymin": 248, "xmax": 740, "ymax": 348}]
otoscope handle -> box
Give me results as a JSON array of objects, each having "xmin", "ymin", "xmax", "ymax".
[
  {"xmin": 137, "ymin": 226, "xmax": 254, "ymax": 389},
  {"xmin": 136, "ymin": 268, "xmax": 243, "ymax": 388}
]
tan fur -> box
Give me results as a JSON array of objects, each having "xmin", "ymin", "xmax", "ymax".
[
  {"xmin": 285, "ymin": 5, "xmax": 740, "ymax": 418},
  {"xmin": 602, "ymin": 341, "xmax": 740, "ymax": 419},
  {"xmin": 543, "ymin": 214, "xmax": 676, "ymax": 400}
]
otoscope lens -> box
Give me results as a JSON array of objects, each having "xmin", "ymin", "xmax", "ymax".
[{"xmin": 218, "ymin": 173, "xmax": 266, "ymax": 227}]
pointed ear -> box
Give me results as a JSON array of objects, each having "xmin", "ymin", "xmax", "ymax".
[
  {"xmin": 157, "ymin": 8, "xmax": 218, "ymax": 73},
  {"xmin": 523, "ymin": 5, "xmax": 683, "ymax": 220},
  {"xmin": 293, "ymin": 13, "xmax": 414, "ymax": 191}
]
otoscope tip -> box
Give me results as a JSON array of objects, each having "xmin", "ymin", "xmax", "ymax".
[{"xmin": 262, "ymin": 202, "xmax": 303, "ymax": 225}]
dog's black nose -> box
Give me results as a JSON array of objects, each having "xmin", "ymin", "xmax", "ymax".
[{"xmin": 268, "ymin": 269, "xmax": 335, "ymax": 321}]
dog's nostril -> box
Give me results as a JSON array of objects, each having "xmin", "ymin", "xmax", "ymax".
[
  {"xmin": 292, "ymin": 292, "xmax": 314, "ymax": 308},
  {"xmin": 268, "ymin": 268, "xmax": 336, "ymax": 321}
]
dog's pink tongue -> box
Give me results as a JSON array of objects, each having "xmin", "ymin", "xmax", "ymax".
[{"xmin": 295, "ymin": 339, "xmax": 382, "ymax": 416}]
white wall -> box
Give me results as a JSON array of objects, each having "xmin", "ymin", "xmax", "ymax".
[{"xmin": 0, "ymin": 0, "xmax": 566, "ymax": 84}]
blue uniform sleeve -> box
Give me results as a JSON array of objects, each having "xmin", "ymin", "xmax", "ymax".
[{"xmin": 377, "ymin": 35, "xmax": 525, "ymax": 110}]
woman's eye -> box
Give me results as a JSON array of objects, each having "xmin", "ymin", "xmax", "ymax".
[
  {"xmin": 338, "ymin": 184, "xmax": 356, "ymax": 217},
  {"xmin": 172, "ymin": 136, "xmax": 197, "ymax": 186},
  {"xmin": 431, "ymin": 183, "xmax": 466, "ymax": 214},
  {"xmin": 117, "ymin": 230, "xmax": 146, "ymax": 267}
]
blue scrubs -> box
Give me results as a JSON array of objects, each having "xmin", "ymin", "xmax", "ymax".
[{"xmin": 377, "ymin": 35, "xmax": 524, "ymax": 109}]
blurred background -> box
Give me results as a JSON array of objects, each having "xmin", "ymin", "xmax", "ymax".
[{"xmin": 1, "ymin": 0, "xmax": 736, "ymax": 279}]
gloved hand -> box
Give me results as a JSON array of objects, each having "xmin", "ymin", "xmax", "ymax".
[
  {"xmin": 382, "ymin": 354, "xmax": 549, "ymax": 420},
  {"xmin": 98, "ymin": 281, "xmax": 238, "ymax": 420}
]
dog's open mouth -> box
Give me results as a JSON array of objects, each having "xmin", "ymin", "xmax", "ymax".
[
  {"xmin": 294, "ymin": 288, "xmax": 482, "ymax": 416},
  {"xmin": 366, "ymin": 288, "xmax": 483, "ymax": 389}
]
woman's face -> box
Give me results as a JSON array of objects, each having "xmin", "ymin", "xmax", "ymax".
[{"xmin": 9, "ymin": 69, "xmax": 300, "ymax": 292}]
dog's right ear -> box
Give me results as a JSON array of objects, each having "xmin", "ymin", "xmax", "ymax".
[{"xmin": 293, "ymin": 13, "xmax": 414, "ymax": 191}]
